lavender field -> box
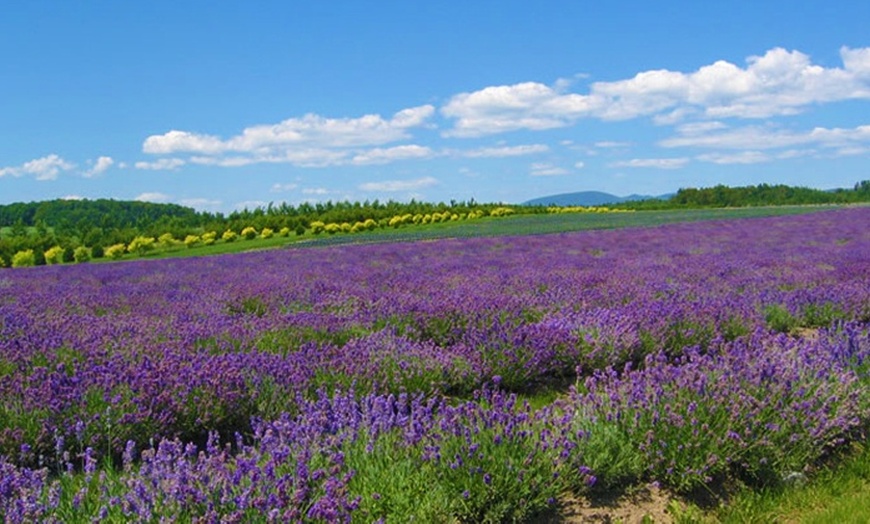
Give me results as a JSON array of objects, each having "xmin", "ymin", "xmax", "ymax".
[{"xmin": 2, "ymin": 208, "xmax": 870, "ymax": 522}]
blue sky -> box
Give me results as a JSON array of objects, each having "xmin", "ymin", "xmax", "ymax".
[{"xmin": 2, "ymin": 1, "xmax": 869, "ymax": 212}]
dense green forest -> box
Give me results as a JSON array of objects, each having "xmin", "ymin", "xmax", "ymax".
[
  {"xmin": 1, "ymin": 181, "xmax": 867, "ymax": 267},
  {"xmin": 612, "ymin": 180, "xmax": 870, "ymax": 209}
]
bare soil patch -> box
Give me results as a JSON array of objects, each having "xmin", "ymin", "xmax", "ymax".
[{"xmin": 539, "ymin": 484, "xmax": 677, "ymax": 523}]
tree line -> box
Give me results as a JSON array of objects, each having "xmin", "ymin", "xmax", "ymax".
[
  {"xmin": 1, "ymin": 181, "xmax": 868, "ymax": 266},
  {"xmin": 0, "ymin": 198, "xmax": 510, "ymax": 266},
  {"xmin": 612, "ymin": 181, "xmax": 870, "ymax": 210}
]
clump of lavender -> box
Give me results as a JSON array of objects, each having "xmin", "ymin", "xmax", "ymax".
[
  {"xmin": 567, "ymin": 323, "xmax": 870, "ymax": 492},
  {"xmin": 1, "ymin": 388, "xmax": 583, "ymax": 522}
]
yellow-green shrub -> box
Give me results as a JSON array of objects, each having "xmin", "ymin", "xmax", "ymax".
[
  {"xmin": 260, "ymin": 228, "xmax": 274, "ymax": 239},
  {"xmin": 202, "ymin": 231, "xmax": 217, "ymax": 245},
  {"xmin": 279, "ymin": 227, "xmax": 291, "ymax": 237},
  {"xmin": 44, "ymin": 245, "xmax": 65, "ymax": 265},
  {"xmin": 73, "ymin": 246, "xmax": 91, "ymax": 263},
  {"xmin": 310, "ymin": 221, "xmax": 326, "ymax": 235},
  {"xmin": 11, "ymin": 250, "xmax": 35, "ymax": 268},
  {"xmin": 105, "ymin": 243, "xmax": 127, "ymax": 260},
  {"xmin": 241, "ymin": 226, "xmax": 258, "ymax": 240},
  {"xmin": 158, "ymin": 232, "xmax": 177, "ymax": 247},
  {"xmin": 127, "ymin": 236, "xmax": 156, "ymax": 255},
  {"xmin": 222, "ymin": 230, "xmax": 238, "ymax": 242},
  {"xmin": 184, "ymin": 235, "xmax": 200, "ymax": 248}
]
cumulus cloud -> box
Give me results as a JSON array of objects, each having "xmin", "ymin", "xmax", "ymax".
[
  {"xmin": 594, "ymin": 46, "xmax": 870, "ymax": 120},
  {"xmin": 189, "ymin": 149, "xmax": 348, "ymax": 168},
  {"xmin": 441, "ymin": 46, "xmax": 870, "ymax": 136},
  {"xmin": 696, "ymin": 151, "xmax": 772, "ymax": 164},
  {"xmin": 135, "ymin": 192, "xmax": 171, "ymax": 203},
  {"xmin": 530, "ymin": 162, "xmax": 570, "ymax": 176},
  {"xmin": 442, "ymin": 82, "xmax": 598, "ymax": 137},
  {"xmin": 594, "ymin": 141, "xmax": 632, "ymax": 148},
  {"xmin": 235, "ymin": 200, "xmax": 268, "ymax": 211},
  {"xmin": 83, "ymin": 156, "xmax": 114, "ymax": 177},
  {"xmin": 350, "ymin": 145, "xmax": 433, "ymax": 165},
  {"xmin": 179, "ymin": 198, "xmax": 223, "ymax": 210},
  {"xmin": 462, "ymin": 144, "xmax": 549, "ymax": 157},
  {"xmin": 695, "ymin": 149, "xmax": 816, "ymax": 165},
  {"xmin": 135, "ymin": 158, "xmax": 186, "ymax": 170},
  {"xmin": 302, "ymin": 188, "xmax": 330, "ymax": 195},
  {"xmin": 270, "ymin": 183, "xmax": 299, "ymax": 193},
  {"xmin": 0, "ymin": 154, "xmax": 75, "ymax": 180},
  {"xmin": 142, "ymin": 105, "xmax": 436, "ymax": 168},
  {"xmin": 661, "ymin": 123, "xmax": 870, "ymax": 151},
  {"xmin": 359, "ymin": 176, "xmax": 439, "ymax": 192},
  {"xmin": 609, "ymin": 158, "xmax": 690, "ymax": 169}
]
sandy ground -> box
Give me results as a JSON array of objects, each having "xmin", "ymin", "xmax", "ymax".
[{"xmin": 537, "ymin": 483, "xmax": 678, "ymax": 523}]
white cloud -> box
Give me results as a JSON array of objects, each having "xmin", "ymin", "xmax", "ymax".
[
  {"xmin": 592, "ymin": 46, "xmax": 870, "ymax": 120},
  {"xmin": 458, "ymin": 166, "xmax": 481, "ymax": 178},
  {"xmin": 696, "ymin": 151, "xmax": 771, "ymax": 164},
  {"xmin": 61, "ymin": 195, "xmax": 84, "ymax": 200},
  {"xmin": 179, "ymin": 198, "xmax": 222, "ymax": 210},
  {"xmin": 661, "ymin": 123, "xmax": 870, "ymax": 151},
  {"xmin": 143, "ymin": 131, "xmax": 225, "ymax": 155},
  {"xmin": 359, "ymin": 176, "xmax": 439, "ymax": 192},
  {"xmin": 0, "ymin": 154, "xmax": 75, "ymax": 181},
  {"xmin": 135, "ymin": 192, "xmax": 171, "ymax": 203},
  {"xmin": 652, "ymin": 107, "xmax": 698, "ymax": 125},
  {"xmin": 574, "ymin": 161, "xmax": 585, "ymax": 169},
  {"xmin": 135, "ymin": 158, "xmax": 186, "ymax": 170},
  {"xmin": 302, "ymin": 187, "xmax": 330, "ymax": 195},
  {"xmin": 442, "ymin": 82, "xmax": 598, "ymax": 137},
  {"xmin": 351, "ymin": 145, "xmax": 433, "ymax": 165},
  {"xmin": 833, "ymin": 146, "xmax": 869, "ymax": 156},
  {"xmin": 694, "ymin": 149, "xmax": 815, "ymax": 165},
  {"xmin": 462, "ymin": 144, "xmax": 549, "ymax": 157},
  {"xmin": 142, "ymin": 105, "xmax": 436, "ymax": 167},
  {"xmin": 530, "ymin": 162, "xmax": 570, "ymax": 176},
  {"xmin": 189, "ymin": 149, "xmax": 348, "ymax": 168},
  {"xmin": 235, "ymin": 200, "xmax": 267, "ymax": 211},
  {"xmin": 675, "ymin": 121, "xmax": 728, "ymax": 136},
  {"xmin": 83, "ymin": 156, "xmax": 114, "ymax": 177},
  {"xmin": 440, "ymin": 46, "xmax": 870, "ymax": 136},
  {"xmin": 609, "ymin": 158, "xmax": 690, "ymax": 169},
  {"xmin": 270, "ymin": 183, "xmax": 299, "ymax": 193},
  {"xmin": 594, "ymin": 141, "xmax": 631, "ymax": 148}
]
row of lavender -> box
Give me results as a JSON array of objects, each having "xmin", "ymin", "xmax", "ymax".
[
  {"xmin": 3, "ymin": 324, "xmax": 870, "ymax": 521},
  {"xmin": 0, "ymin": 207, "xmax": 869, "ymax": 520}
]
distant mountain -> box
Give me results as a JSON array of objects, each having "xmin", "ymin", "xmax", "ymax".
[{"xmin": 523, "ymin": 191, "xmax": 670, "ymax": 207}]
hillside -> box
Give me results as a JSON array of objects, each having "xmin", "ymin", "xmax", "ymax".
[
  {"xmin": 0, "ymin": 198, "xmax": 203, "ymax": 233},
  {"xmin": 523, "ymin": 191, "xmax": 666, "ymax": 206},
  {"xmin": 526, "ymin": 181, "xmax": 870, "ymax": 209}
]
